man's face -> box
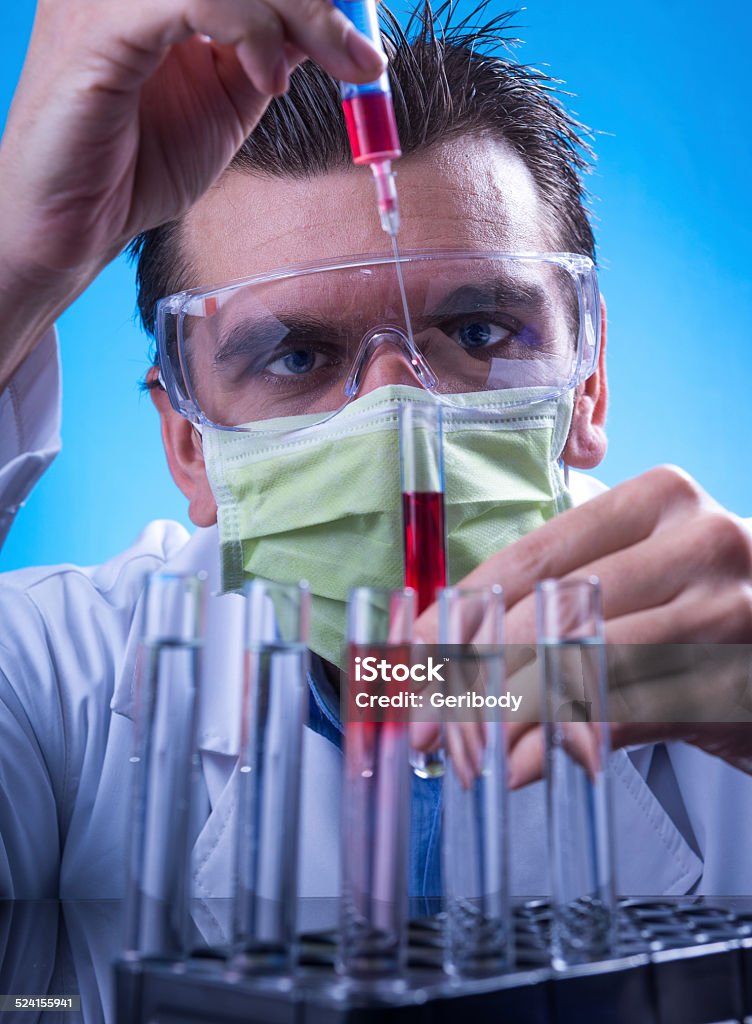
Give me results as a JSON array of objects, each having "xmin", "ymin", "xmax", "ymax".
[{"xmin": 157, "ymin": 136, "xmax": 607, "ymax": 525}]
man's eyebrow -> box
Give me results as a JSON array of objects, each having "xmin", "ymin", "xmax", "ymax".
[
  {"xmin": 212, "ymin": 313, "xmax": 346, "ymax": 367},
  {"xmin": 425, "ymin": 278, "xmax": 550, "ymax": 317}
]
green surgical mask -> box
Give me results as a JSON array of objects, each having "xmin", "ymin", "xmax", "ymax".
[{"xmin": 203, "ymin": 386, "xmax": 574, "ymax": 668}]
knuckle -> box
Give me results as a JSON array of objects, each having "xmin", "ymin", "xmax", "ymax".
[
  {"xmin": 650, "ymin": 464, "xmax": 703, "ymax": 507},
  {"xmin": 703, "ymin": 512, "xmax": 752, "ymax": 574},
  {"xmin": 298, "ymin": 0, "xmax": 349, "ymax": 41},
  {"xmin": 299, "ymin": 0, "xmax": 334, "ymax": 20},
  {"xmin": 248, "ymin": 3, "xmax": 284, "ymax": 40},
  {"xmin": 727, "ymin": 584, "xmax": 752, "ymax": 638},
  {"xmin": 190, "ymin": 0, "xmax": 281, "ymax": 41},
  {"xmin": 283, "ymin": 0, "xmax": 325, "ymax": 25},
  {"xmin": 188, "ymin": 0, "xmax": 217, "ymax": 25}
]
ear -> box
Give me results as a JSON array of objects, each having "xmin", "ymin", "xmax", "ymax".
[
  {"xmin": 562, "ymin": 294, "xmax": 608, "ymax": 469},
  {"xmin": 149, "ymin": 372, "xmax": 218, "ymax": 527}
]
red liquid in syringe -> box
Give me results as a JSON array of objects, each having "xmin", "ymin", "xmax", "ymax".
[
  {"xmin": 402, "ymin": 491, "xmax": 447, "ymax": 615},
  {"xmin": 342, "ymin": 91, "xmax": 401, "ymax": 164}
]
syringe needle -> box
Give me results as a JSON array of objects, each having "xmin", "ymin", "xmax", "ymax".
[{"xmin": 389, "ymin": 230, "xmax": 417, "ymax": 349}]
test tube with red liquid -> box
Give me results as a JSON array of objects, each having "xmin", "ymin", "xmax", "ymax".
[
  {"xmin": 333, "ymin": 0, "xmax": 402, "ymax": 236},
  {"xmin": 400, "ymin": 402, "xmax": 448, "ymax": 776},
  {"xmin": 340, "ymin": 587, "xmax": 415, "ymax": 986}
]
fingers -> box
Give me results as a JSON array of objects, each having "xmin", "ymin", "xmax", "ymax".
[
  {"xmin": 98, "ymin": 0, "xmax": 385, "ymax": 95},
  {"xmin": 500, "ymin": 511, "xmax": 751, "ymax": 650},
  {"xmin": 410, "ymin": 719, "xmax": 442, "ymax": 752},
  {"xmin": 507, "ymin": 724, "xmax": 544, "ymax": 789},
  {"xmin": 414, "ymin": 467, "xmax": 712, "ymax": 647},
  {"xmin": 445, "ymin": 719, "xmax": 486, "ymax": 789},
  {"xmin": 507, "ymin": 721, "xmax": 604, "ymax": 789},
  {"xmin": 594, "ymin": 511, "xmax": 752, "ymax": 623},
  {"xmin": 271, "ymin": 0, "xmax": 386, "ymax": 82},
  {"xmin": 459, "ymin": 467, "xmax": 710, "ymax": 612},
  {"xmin": 605, "ymin": 580, "xmax": 752, "ymax": 645},
  {"xmin": 418, "ymin": 468, "xmax": 752, "ymax": 780},
  {"xmin": 232, "ymin": 1, "xmax": 288, "ymax": 95}
]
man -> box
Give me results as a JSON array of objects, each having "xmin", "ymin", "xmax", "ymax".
[{"xmin": 0, "ymin": 0, "xmax": 751, "ymax": 904}]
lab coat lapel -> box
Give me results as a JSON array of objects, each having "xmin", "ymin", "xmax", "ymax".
[
  {"xmin": 610, "ymin": 747, "xmax": 702, "ymax": 894},
  {"xmin": 110, "ymin": 525, "xmax": 342, "ymax": 928},
  {"xmin": 109, "ymin": 525, "xmax": 227, "ymax": 723},
  {"xmin": 110, "ymin": 525, "xmax": 249, "ymax": 767},
  {"xmin": 509, "ymin": 749, "xmax": 702, "ymax": 896},
  {"xmin": 189, "ymin": 726, "xmax": 343, "ymax": 945}
]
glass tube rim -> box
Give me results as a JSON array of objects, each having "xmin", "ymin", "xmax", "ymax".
[{"xmin": 535, "ymin": 574, "xmax": 601, "ymax": 596}]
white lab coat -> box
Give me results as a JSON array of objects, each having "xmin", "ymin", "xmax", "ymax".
[{"xmin": 1, "ymin": 330, "xmax": 748, "ymax": 909}]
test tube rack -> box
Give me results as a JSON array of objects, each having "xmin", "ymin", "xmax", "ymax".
[{"xmin": 115, "ymin": 898, "xmax": 752, "ymax": 1024}]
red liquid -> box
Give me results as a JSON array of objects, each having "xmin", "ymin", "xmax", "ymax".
[
  {"xmin": 402, "ymin": 491, "xmax": 447, "ymax": 614},
  {"xmin": 342, "ymin": 92, "xmax": 401, "ymax": 164}
]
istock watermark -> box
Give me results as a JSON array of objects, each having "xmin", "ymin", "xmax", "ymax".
[
  {"xmin": 353, "ymin": 654, "xmax": 446, "ymax": 684},
  {"xmin": 342, "ymin": 643, "xmax": 526, "ymax": 723}
]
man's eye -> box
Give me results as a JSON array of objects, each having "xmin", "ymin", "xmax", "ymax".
[
  {"xmin": 451, "ymin": 320, "xmax": 514, "ymax": 350},
  {"xmin": 265, "ymin": 348, "xmax": 322, "ymax": 376}
]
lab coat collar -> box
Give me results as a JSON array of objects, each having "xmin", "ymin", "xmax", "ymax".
[{"xmin": 109, "ymin": 524, "xmax": 246, "ymax": 757}]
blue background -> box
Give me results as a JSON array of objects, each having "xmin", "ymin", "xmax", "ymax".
[{"xmin": 1, "ymin": 1, "xmax": 750, "ymax": 571}]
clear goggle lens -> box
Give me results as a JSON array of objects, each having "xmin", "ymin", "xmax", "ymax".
[{"xmin": 157, "ymin": 252, "xmax": 599, "ymax": 430}]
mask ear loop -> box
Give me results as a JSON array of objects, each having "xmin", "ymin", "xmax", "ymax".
[{"xmin": 553, "ymin": 458, "xmax": 571, "ymax": 515}]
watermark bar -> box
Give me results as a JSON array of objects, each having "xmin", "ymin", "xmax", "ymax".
[{"xmin": 341, "ymin": 643, "xmax": 752, "ymax": 724}]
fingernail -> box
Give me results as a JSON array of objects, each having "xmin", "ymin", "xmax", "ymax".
[{"xmin": 345, "ymin": 27, "xmax": 386, "ymax": 75}]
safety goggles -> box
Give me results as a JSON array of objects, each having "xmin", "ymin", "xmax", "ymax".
[{"xmin": 155, "ymin": 250, "xmax": 600, "ymax": 432}]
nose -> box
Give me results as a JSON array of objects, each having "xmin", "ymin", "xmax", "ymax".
[
  {"xmin": 358, "ymin": 341, "xmax": 425, "ymax": 396},
  {"xmin": 345, "ymin": 329, "xmax": 437, "ymax": 398}
]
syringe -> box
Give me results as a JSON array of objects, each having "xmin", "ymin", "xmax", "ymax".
[{"xmin": 333, "ymin": 0, "xmax": 402, "ymax": 238}]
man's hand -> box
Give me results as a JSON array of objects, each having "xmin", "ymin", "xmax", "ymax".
[
  {"xmin": 410, "ymin": 465, "xmax": 752, "ymax": 785},
  {"xmin": 0, "ymin": 0, "xmax": 386, "ymax": 388}
]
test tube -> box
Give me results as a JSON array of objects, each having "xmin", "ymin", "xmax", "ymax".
[
  {"xmin": 125, "ymin": 571, "xmax": 206, "ymax": 959},
  {"xmin": 232, "ymin": 579, "xmax": 310, "ymax": 974},
  {"xmin": 440, "ymin": 585, "xmax": 512, "ymax": 978},
  {"xmin": 400, "ymin": 402, "xmax": 448, "ymax": 778},
  {"xmin": 535, "ymin": 577, "xmax": 615, "ymax": 969},
  {"xmin": 339, "ymin": 586, "xmax": 414, "ymax": 985}
]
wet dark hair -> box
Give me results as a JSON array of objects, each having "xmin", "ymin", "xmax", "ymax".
[{"xmin": 129, "ymin": 1, "xmax": 595, "ymax": 340}]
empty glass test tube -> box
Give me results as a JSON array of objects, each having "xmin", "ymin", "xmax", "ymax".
[
  {"xmin": 339, "ymin": 586, "xmax": 414, "ymax": 985},
  {"xmin": 440, "ymin": 585, "xmax": 512, "ymax": 977},
  {"xmin": 232, "ymin": 579, "xmax": 311, "ymax": 974},
  {"xmin": 400, "ymin": 402, "xmax": 447, "ymax": 779},
  {"xmin": 125, "ymin": 571, "xmax": 206, "ymax": 959},
  {"xmin": 535, "ymin": 577, "xmax": 615, "ymax": 969}
]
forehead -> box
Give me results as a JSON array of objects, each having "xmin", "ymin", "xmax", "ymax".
[{"xmin": 181, "ymin": 137, "xmax": 553, "ymax": 289}]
